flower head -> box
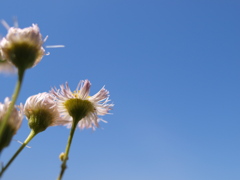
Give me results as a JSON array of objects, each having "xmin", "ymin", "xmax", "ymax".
[
  {"xmin": 0, "ymin": 24, "xmax": 45, "ymax": 70},
  {"xmin": 0, "ymin": 98, "xmax": 23, "ymax": 152},
  {"xmin": 51, "ymin": 80, "xmax": 113, "ymax": 130},
  {"xmin": 24, "ymin": 92, "xmax": 67, "ymax": 134}
]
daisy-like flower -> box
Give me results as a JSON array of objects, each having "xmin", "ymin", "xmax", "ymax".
[
  {"xmin": 51, "ymin": 80, "xmax": 113, "ymax": 130},
  {"xmin": 24, "ymin": 92, "xmax": 67, "ymax": 134},
  {"xmin": 0, "ymin": 97, "xmax": 23, "ymax": 152},
  {"xmin": 54, "ymin": 80, "xmax": 113, "ymax": 179},
  {"xmin": 0, "ymin": 24, "xmax": 45, "ymax": 70}
]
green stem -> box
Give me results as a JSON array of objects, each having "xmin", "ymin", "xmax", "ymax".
[
  {"xmin": 58, "ymin": 120, "xmax": 78, "ymax": 180},
  {"xmin": 0, "ymin": 130, "xmax": 36, "ymax": 177},
  {"xmin": 0, "ymin": 69, "xmax": 25, "ymax": 139}
]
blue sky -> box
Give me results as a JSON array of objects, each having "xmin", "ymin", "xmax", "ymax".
[{"xmin": 0, "ymin": 0, "xmax": 240, "ymax": 180}]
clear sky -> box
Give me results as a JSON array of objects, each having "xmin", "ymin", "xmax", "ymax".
[{"xmin": 0, "ymin": 0, "xmax": 240, "ymax": 180}]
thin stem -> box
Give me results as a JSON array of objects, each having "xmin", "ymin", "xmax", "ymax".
[
  {"xmin": 0, "ymin": 130, "xmax": 36, "ymax": 177},
  {"xmin": 57, "ymin": 120, "xmax": 78, "ymax": 180},
  {"xmin": 0, "ymin": 69, "xmax": 25, "ymax": 139}
]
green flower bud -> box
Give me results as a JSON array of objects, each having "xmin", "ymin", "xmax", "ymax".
[{"xmin": 59, "ymin": 152, "xmax": 68, "ymax": 161}]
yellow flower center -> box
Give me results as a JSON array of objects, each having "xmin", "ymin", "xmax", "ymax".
[{"xmin": 73, "ymin": 91, "xmax": 91, "ymax": 98}]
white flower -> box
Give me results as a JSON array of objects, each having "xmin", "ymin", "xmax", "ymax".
[
  {"xmin": 0, "ymin": 97, "xmax": 23, "ymax": 133},
  {"xmin": 24, "ymin": 92, "xmax": 67, "ymax": 133},
  {"xmin": 0, "ymin": 24, "xmax": 45, "ymax": 70},
  {"xmin": 0, "ymin": 97, "xmax": 23, "ymax": 151},
  {"xmin": 51, "ymin": 80, "xmax": 113, "ymax": 130}
]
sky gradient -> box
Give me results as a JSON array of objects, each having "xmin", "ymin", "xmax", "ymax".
[{"xmin": 0, "ymin": 1, "xmax": 240, "ymax": 180}]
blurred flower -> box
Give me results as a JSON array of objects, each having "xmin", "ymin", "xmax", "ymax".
[
  {"xmin": 0, "ymin": 39, "xmax": 16, "ymax": 74},
  {"xmin": 0, "ymin": 24, "xmax": 45, "ymax": 70},
  {"xmin": 0, "ymin": 98, "xmax": 23, "ymax": 152},
  {"xmin": 0, "ymin": 58, "xmax": 17, "ymax": 74},
  {"xmin": 24, "ymin": 92, "xmax": 67, "ymax": 134},
  {"xmin": 51, "ymin": 80, "xmax": 113, "ymax": 130}
]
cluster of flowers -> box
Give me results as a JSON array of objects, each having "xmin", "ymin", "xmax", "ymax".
[{"xmin": 0, "ymin": 21, "xmax": 113, "ymax": 179}]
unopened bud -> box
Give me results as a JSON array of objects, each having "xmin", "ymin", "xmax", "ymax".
[{"xmin": 59, "ymin": 152, "xmax": 65, "ymax": 161}]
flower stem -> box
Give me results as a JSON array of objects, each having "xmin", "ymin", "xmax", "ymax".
[
  {"xmin": 0, "ymin": 130, "xmax": 36, "ymax": 177},
  {"xmin": 0, "ymin": 69, "xmax": 25, "ymax": 139},
  {"xmin": 57, "ymin": 120, "xmax": 78, "ymax": 180}
]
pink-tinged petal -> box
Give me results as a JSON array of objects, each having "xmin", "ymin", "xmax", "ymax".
[
  {"xmin": 50, "ymin": 80, "xmax": 113, "ymax": 130},
  {"xmin": 89, "ymin": 87, "xmax": 109, "ymax": 102},
  {"xmin": 24, "ymin": 92, "xmax": 68, "ymax": 127},
  {"xmin": 78, "ymin": 80, "xmax": 91, "ymax": 99}
]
